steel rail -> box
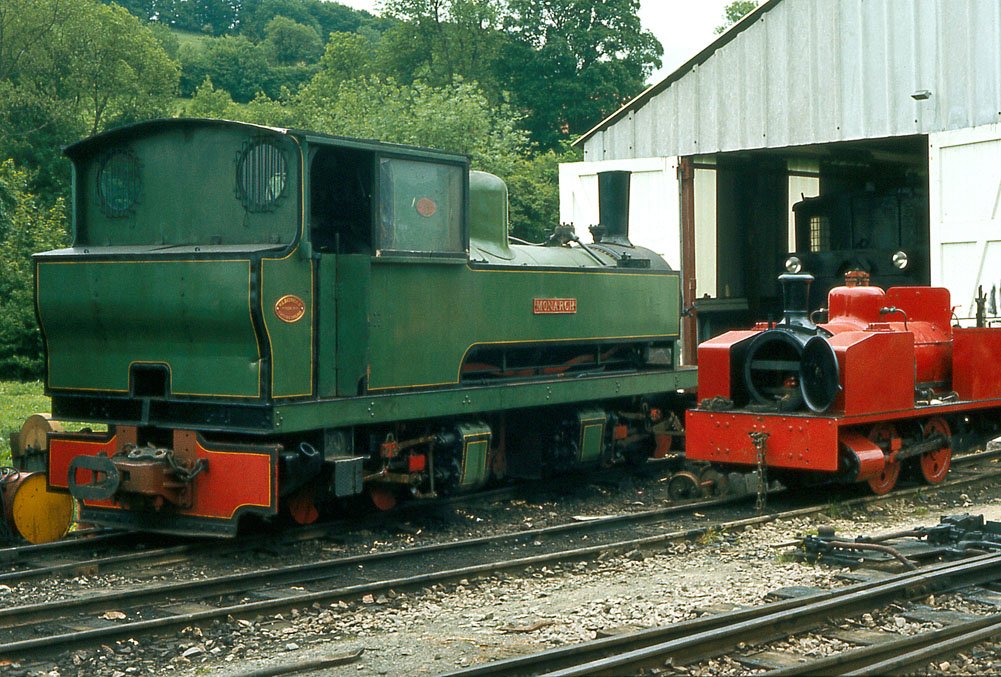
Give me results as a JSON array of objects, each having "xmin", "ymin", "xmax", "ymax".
[
  {"xmin": 0, "ymin": 444, "xmax": 989, "ymax": 581},
  {"xmin": 446, "ymin": 552, "xmax": 1001, "ymax": 676},
  {"xmin": 765, "ymin": 613, "xmax": 1001, "ymax": 675},
  {"xmin": 6, "ymin": 458, "xmax": 980, "ymax": 631},
  {"xmin": 0, "ymin": 467, "xmax": 653, "ymax": 583},
  {"xmin": 0, "ymin": 529, "xmax": 130, "ymax": 564},
  {"xmin": 843, "ymin": 616, "xmax": 1001, "ymax": 675},
  {"xmin": 543, "ymin": 553, "xmax": 1001, "ymax": 676}
]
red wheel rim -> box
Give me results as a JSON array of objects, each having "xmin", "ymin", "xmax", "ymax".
[
  {"xmin": 288, "ymin": 488, "xmax": 319, "ymax": 525},
  {"xmin": 867, "ymin": 459, "xmax": 900, "ymax": 495},
  {"xmin": 369, "ymin": 487, "xmax": 397, "ymax": 511},
  {"xmin": 920, "ymin": 418, "xmax": 952, "ymax": 484},
  {"xmin": 867, "ymin": 424, "xmax": 900, "ymax": 495}
]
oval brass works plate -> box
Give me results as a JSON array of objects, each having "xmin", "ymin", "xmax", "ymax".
[{"xmin": 274, "ymin": 294, "xmax": 306, "ymax": 323}]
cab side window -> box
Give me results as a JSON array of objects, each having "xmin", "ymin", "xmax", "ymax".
[{"xmin": 377, "ymin": 158, "xmax": 464, "ymax": 255}]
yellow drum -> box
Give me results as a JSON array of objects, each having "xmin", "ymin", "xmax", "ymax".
[{"xmin": 3, "ymin": 471, "xmax": 74, "ymax": 544}]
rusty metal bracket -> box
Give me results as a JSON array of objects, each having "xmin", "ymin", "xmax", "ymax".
[{"xmin": 67, "ymin": 454, "xmax": 121, "ymax": 501}]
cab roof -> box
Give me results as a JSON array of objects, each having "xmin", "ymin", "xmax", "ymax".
[{"xmin": 64, "ymin": 118, "xmax": 470, "ymax": 166}]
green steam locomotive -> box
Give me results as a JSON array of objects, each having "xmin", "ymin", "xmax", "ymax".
[{"xmin": 38, "ymin": 119, "xmax": 694, "ymax": 536}]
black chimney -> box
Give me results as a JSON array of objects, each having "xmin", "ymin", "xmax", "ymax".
[
  {"xmin": 597, "ymin": 171, "xmax": 632, "ymax": 246},
  {"xmin": 778, "ymin": 273, "xmax": 815, "ymax": 328}
]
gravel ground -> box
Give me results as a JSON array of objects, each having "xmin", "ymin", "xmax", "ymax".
[{"xmin": 9, "ymin": 472, "xmax": 1001, "ymax": 676}]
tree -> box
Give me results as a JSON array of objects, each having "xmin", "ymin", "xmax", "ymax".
[
  {"xmin": 379, "ymin": 0, "xmax": 506, "ymax": 96},
  {"xmin": 715, "ymin": 0, "xmax": 758, "ymax": 34},
  {"xmin": 0, "ymin": 160, "xmax": 68, "ymax": 379},
  {"xmin": 61, "ymin": 3, "xmax": 180, "ymax": 134},
  {"xmin": 183, "ymin": 35, "xmax": 273, "ymax": 102},
  {"xmin": 308, "ymin": 32, "xmax": 377, "ymax": 96},
  {"xmin": 0, "ymin": 0, "xmax": 179, "ymax": 199},
  {"xmin": 263, "ymin": 15, "xmax": 323, "ymax": 65},
  {"xmin": 505, "ymin": 145, "xmax": 580, "ymax": 243},
  {"xmin": 184, "ymin": 76, "xmax": 237, "ymax": 117},
  {"xmin": 500, "ymin": 0, "xmax": 662, "ymax": 149}
]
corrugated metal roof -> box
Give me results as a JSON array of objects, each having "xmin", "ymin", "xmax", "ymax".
[{"xmin": 581, "ymin": 0, "xmax": 1001, "ymax": 161}]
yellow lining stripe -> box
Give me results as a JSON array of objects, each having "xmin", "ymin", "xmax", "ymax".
[{"xmin": 366, "ymin": 332, "xmax": 680, "ymax": 391}]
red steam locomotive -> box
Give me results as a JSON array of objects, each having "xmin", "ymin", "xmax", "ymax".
[{"xmin": 686, "ymin": 273, "xmax": 1001, "ymax": 494}]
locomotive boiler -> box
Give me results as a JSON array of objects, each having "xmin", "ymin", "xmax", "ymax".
[
  {"xmin": 687, "ymin": 272, "xmax": 1001, "ymax": 494},
  {"xmin": 35, "ymin": 119, "xmax": 695, "ymax": 536}
]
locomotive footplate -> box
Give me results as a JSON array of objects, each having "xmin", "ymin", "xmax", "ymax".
[{"xmin": 49, "ymin": 427, "xmax": 281, "ymax": 537}]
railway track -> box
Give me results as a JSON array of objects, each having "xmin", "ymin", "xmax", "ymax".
[
  {"xmin": 0, "ymin": 491, "xmax": 754, "ymax": 659},
  {"xmin": 767, "ymin": 612, "xmax": 1001, "ymax": 675},
  {"xmin": 2, "ymin": 459, "xmax": 999, "ymax": 665},
  {"xmin": 447, "ymin": 552, "xmax": 1001, "ymax": 676},
  {"xmin": 2, "ymin": 448, "xmax": 994, "ymax": 586},
  {"xmin": 0, "ymin": 464, "xmax": 670, "ymax": 584},
  {"xmin": 0, "ymin": 482, "xmax": 541, "ymax": 585}
]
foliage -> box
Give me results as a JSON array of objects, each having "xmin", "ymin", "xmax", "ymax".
[
  {"xmin": 715, "ymin": 0, "xmax": 758, "ymax": 34},
  {"xmin": 500, "ymin": 0, "xmax": 661, "ymax": 149},
  {"xmin": 62, "ymin": 3, "xmax": 181, "ymax": 134},
  {"xmin": 0, "ymin": 380, "xmax": 49, "ymax": 464},
  {"xmin": 263, "ymin": 15, "xmax": 323, "ymax": 65},
  {"xmin": 0, "ymin": 0, "xmax": 179, "ymax": 199},
  {"xmin": 101, "ymin": 0, "xmax": 384, "ymax": 38},
  {"xmin": 310, "ymin": 32, "xmax": 377, "ymax": 93},
  {"xmin": 379, "ymin": 0, "xmax": 505, "ymax": 94},
  {"xmin": 184, "ymin": 77, "xmax": 238, "ymax": 117},
  {"xmin": 506, "ymin": 145, "xmax": 580, "ymax": 243},
  {"xmin": 381, "ymin": 0, "xmax": 661, "ymax": 150},
  {"xmin": 179, "ymin": 34, "xmax": 275, "ymax": 101},
  {"xmin": 0, "ymin": 161, "xmax": 68, "ymax": 380}
]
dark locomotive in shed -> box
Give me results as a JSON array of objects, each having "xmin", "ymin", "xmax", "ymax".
[{"xmin": 39, "ymin": 119, "xmax": 695, "ymax": 536}]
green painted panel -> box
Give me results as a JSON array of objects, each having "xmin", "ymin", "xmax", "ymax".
[
  {"xmin": 461, "ymin": 439, "xmax": 489, "ymax": 489},
  {"xmin": 37, "ymin": 259, "xmax": 261, "ymax": 398},
  {"xmin": 455, "ymin": 421, "xmax": 491, "ymax": 489},
  {"xmin": 77, "ymin": 126, "xmax": 300, "ymax": 248},
  {"xmin": 579, "ymin": 419, "xmax": 606, "ymax": 464},
  {"xmin": 261, "ymin": 252, "xmax": 314, "ymax": 398},
  {"xmin": 316, "ymin": 256, "xmax": 337, "ymax": 398},
  {"xmin": 335, "ymin": 255, "xmax": 370, "ymax": 397},
  {"xmin": 365, "ymin": 263, "xmax": 681, "ymax": 390}
]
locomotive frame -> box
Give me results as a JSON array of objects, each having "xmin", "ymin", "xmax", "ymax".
[{"xmin": 37, "ymin": 119, "xmax": 696, "ymax": 536}]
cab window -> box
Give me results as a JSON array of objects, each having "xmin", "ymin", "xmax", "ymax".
[{"xmin": 378, "ymin": 158, "xmax": 464, "ymax": 255}]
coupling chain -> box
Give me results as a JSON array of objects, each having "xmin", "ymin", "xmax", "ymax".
[{"xmin": 749, "ymin": 431, "xmax": 770, "ymax": 511}]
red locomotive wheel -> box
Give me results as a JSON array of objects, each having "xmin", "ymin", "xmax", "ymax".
[
  {"xmin": 288, "ymin": 487, "xmax": 320, "ymax": 525},
  {"xmin": 867, "ymin": 424, "xmax": 900, "ymax": 495},
  {"xmin": 867, "ymin": 459, "xmax": 901, "ymax": 495},
  {"xmin": 919, "ymin": 418, "xmax": 952, "ymax": 484},
  {"xmin": 369, "ymin": 486, "xmax": 398, "ymax": 511}
]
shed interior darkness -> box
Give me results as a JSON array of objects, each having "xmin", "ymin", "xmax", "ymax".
[{"xmin": 689, "ymin": 134, "xmax": 929, "ymax": 342}]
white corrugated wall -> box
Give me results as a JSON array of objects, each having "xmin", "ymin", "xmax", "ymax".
[{"xmin": 584, "ymin": 0, "xmax": 1001, "ymax": 161}]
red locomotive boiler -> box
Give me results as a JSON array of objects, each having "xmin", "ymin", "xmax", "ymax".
[{"xmin": 686, "ymin": 273, "xmax": 1001, "ymax": 494}]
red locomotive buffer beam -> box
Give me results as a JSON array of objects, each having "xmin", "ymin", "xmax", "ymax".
[
  {"xmin": 48, "ymin": 428, "xmax": 279, "ymax": 536},
  {"xmin": 687, "ymin": 274, "xmax": 1001, "ymax": 494}
]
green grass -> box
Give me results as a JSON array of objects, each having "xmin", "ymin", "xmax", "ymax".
[
  {"xmin": 0, "ymin": 380, "xmax": 50, "ymax": 465},
  {"xmin": 172, "ymin": 28, "xmax": 213, "ymax": 51},
  {"xmin": 0, "ymin": 381, "xmax": 106, "ymax": 466}
]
